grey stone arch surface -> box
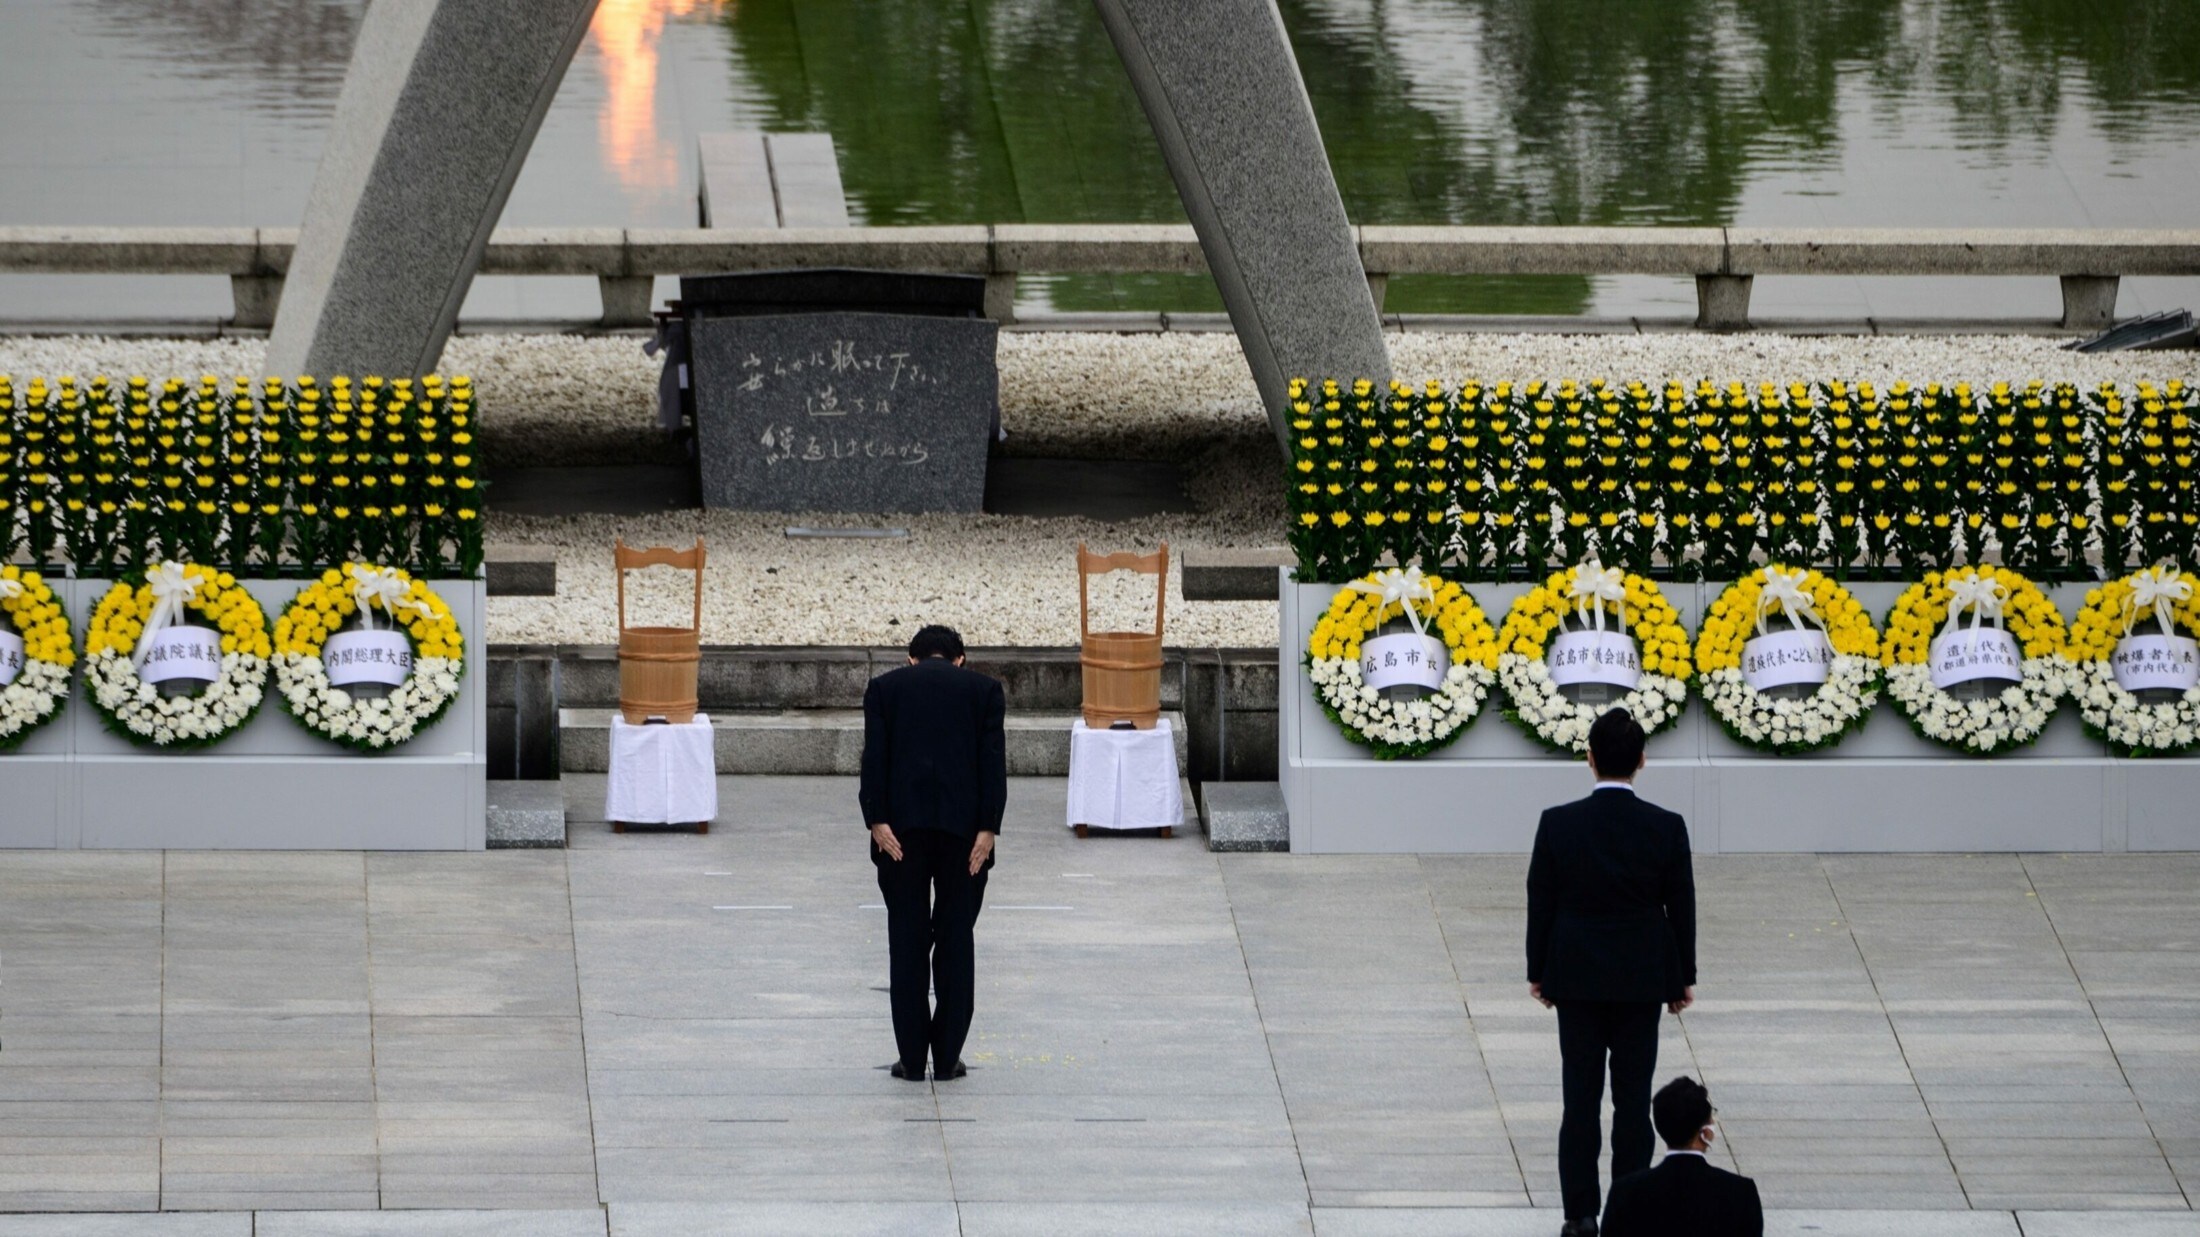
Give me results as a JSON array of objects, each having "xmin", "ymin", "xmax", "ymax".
[
  {"xmin": 265, "ymin": 0, "xmax": 602, "ymax": 378},
  {"xmin": 269, "ymin": 0, "xmax": 1389, "ymax": 448},
  {"xmin": 1093, "ymin": 0, "xmax": 1391, "ymax": 448}
]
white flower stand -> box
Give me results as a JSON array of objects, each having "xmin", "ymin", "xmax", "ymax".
[
  {"xmin": 1280, "ymin": 571, "xmax": 2200, "ymax": 854},
  {"xmin": 0, "ymin": 577, "xmax": 487, "ymax": 850}
]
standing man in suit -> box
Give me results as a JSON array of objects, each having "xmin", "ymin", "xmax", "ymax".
[
  {"xmin": 861, "ymin": 624, "xmax": 1008, "ymax": 1082},
  {"xmin": 1527, "ymin": 708, "xmax": 1697, "ymax": 1237},
  {"xmin": 1601, "ymin": 1076, "xmax": 1762, "ymax": 1236}
]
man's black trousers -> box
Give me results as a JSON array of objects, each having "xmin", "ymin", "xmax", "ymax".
[
  {"xmin": 874, "ymin": 827, "xmax": 990, "ymax": 1071},
  {"xmin": 1555, "ymin": 1000, "xmax": 1663, "ymax": 1220}
]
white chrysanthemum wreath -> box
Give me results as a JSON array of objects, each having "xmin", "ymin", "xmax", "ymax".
[
  {"xmin": 1881, "ymin": 565, "xmax": 2072, "ymax": 756},
  {"xmin": 2066, "ymin": 563, "xmax": 2200, "ymax": 757},
  {"xmin": 84, "ymin": 562, "xmax": 271, "ymax": 750},
  {"xmin": 0, "ymin": 566, "xmax": 75, "ymax": 752},
  {"xmin": 1496, "ymin": 557, "xmax": 1694, "ymax": 753},
  {"xmin": 1695, "ymin": 566, "xmax": 1882, "ymax": 755},
  {"xmin": 1305, "ymin": 567, "xmax": 1500, "ymax": 759},
  {"xmin": 273, "ymin": 563, "xmax": 467, "ymax": 753}
]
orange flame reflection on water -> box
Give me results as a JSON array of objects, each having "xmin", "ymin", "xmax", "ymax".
[{"xmin": 589, "ymin": 0, "xmax": 726, "ymax": 192}]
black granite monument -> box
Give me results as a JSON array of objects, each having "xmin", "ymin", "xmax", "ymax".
[{"xmin": 682, "ymin": 271, "xmax": 998, "ymax": 513}]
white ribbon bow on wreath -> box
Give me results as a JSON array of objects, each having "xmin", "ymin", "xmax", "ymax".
[
  {"xmin": 131, "ymin": 561, "xmax": 201, "ymax": 669},
  {"xmin": 347, "ymin": 565, "xmax": 433, "ymax": 631},
  {"xmin": 1939, "ymin": 573, "xmax": 2008, "ymax": 640},
  {"xmin": 1346, "ymin": 566, "xmax": 1435, "ymax": 637},
  {"xmin": 2123, "ymin": 563, "xmax": 2193, "ymax": 638},
  {"xmin": 1568, "ymin": 554, "xmax": 1628, "ymax": 633},
  {"xmin": 0, "ymin": 577, "xmax": 22, "ymax": 604},
  {"xmin": 1754, "ymin": 566, "xmax": 1826, "ymax": 636}
]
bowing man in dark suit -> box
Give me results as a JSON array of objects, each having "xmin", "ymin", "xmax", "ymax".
[
  {"xmin": 1602, "ymin": 1076, "xmax": 1762, "ymax": 1237},
  {"xmin": 860, "ymin": 624, "xmax": 1008, "ymax": 1082},
  {"xmin": 1527, "ymin": 708, "xmax": 1697, "ymax": 1237}
]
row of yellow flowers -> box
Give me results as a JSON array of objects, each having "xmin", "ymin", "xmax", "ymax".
[
  {"xmin": 1286, "ymin": 376, "xmax": 2196, "ymax": 586},
  {"xmin": 0, "ymin": 373, "xmax": 484, "ymax": 578}
]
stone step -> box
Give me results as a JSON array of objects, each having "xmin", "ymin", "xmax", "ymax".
[
  {"xmin": 1199, "ymin": 781, "xmax": 1288, "ymax": 852},
  {"xmin": 557, "ymin": 709, "xmax": 1188, "ymax": 777}
]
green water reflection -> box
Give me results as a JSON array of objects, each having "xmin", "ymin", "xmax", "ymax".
[{"xmin": 722, "ymin": 0, "xmax": 2200, "ymax": 314}]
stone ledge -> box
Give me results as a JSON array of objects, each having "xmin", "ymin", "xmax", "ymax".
[
  {"xmin": 485, "ymin": 556, "xmax": 557, "ymax": 597},
  {"xmin": 557, "ymin": 708, "xmax": 1186, "ymax": 777},
  {"xmin": 1201, "ymin": 781, "xmax": 1288, "ymax": 852},
  {"xmin": 486, "ymin": 779, "xmax": 565, "ymax": 848},
  {"xmin": 1182, "ymin": 551, "xmax": 1290, "ymax": 601}
]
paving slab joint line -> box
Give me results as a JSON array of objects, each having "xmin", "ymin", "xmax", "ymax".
[{"xmin": 2017, "ymin": 854, "xmax": 2194, "ymax": 1210}]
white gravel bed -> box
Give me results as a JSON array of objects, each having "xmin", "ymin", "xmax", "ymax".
[
  {"xmin": 487, "ymin": 510, "xmax": 1281, "ymax": 649},
  {"xmin": 6, "ymin": 330, "xmax": 2196, "ymax": 647},
  {"xmin": 8, "ymin": 330, "xmax": 2191, "ymax": 468}
]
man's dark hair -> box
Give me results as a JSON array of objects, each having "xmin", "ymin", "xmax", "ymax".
[
  {"xmin": 1652, "ymin": 1076, "xmax": 1714, "ymax": 1148},
  {"xmin": 1588, "ymin": 707, "xmax": 1645, "ymax": 777},
  {"xmin": 908, "ymin": 624, "xmax": 965, "ymax": 661}
]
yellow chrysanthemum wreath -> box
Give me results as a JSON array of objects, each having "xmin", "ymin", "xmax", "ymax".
[
  {"xmin": 1696, "ymin": 566, "xmax": 1881, "ymax": 755},
  {"xmin": 274, "ymin": 563, "xmax": 467, "ymax": 752},
  {"xmin": 0, "ymin": 565, "xmax": 76, "ymax": 751},
  {"xmin": 2066, "ymin": 563, "xmax": 2200, "ymax": 756},
  {"xmin": 1306, "ymin": 567, "xmax": 1500, "ymax": 759},
  {"xmin": 84, "ymin": 563, "xmax": 272, "ymax": 749},
  {"xmin": 1881, "ymin": 565, "xmax": 2071, "ymax": 755},
  {"xmin": 1496, "ymin": 559, "xmax": 1693, "ymax": 753}
]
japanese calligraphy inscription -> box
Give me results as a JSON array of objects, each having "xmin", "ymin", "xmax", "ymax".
[{"xmin": 690, "ymin": 311, "xmax": 999, "ymax": 512}]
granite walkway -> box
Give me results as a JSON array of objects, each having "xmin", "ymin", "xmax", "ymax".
[{"xmin": 1, "ymin": 775, "xmax": 2195, "ymax": 1235}]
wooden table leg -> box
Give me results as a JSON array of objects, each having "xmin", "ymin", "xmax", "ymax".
[
  {"xmin": 697, "ymin": 822, "xmax": 710, "ymax": 835},
  {"xmin": 1160, "ymin": 825, "xmax": 1174, "ymax": 839},
  {"xmin": 1074, "ymin": 823, "xmax": 1089, "ymax": 838},
  {"xmin": 613, "ymin": 822, "xmax": 626, "ymax": 834}
]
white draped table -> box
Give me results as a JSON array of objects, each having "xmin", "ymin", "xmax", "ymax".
[
  {"xmin": 1066, "ymin": 718, "xmax": 1183, "ymax": 836},
  {"xmin": 606, "ymin": 713, "xmax": 719, "ymax": 832}
]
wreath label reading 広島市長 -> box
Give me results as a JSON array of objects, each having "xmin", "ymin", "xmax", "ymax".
[{"xmin": 1305, "ymin": 567, "xmax": 1500, "ymax": 759}]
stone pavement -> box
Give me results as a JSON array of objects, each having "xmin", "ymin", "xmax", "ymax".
[{"xmin": 1, "ymin": 775, "xmax": 2195, "ymax": 1236}]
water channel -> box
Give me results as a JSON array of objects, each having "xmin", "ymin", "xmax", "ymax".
[{"xmin": 3, "ymin": 0, "xmax": 2196, "ymax": 322}]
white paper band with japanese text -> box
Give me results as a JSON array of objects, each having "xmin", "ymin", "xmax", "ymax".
[
  {"xmin": 324, "ymin": 630, "xmax": 416, "ymax": 688},
  {"xmin": 1547, "ymin": 629, "xmax": 1641, "ymax": 690},
  {"xmin": 2111, "ymin": 634, "xmax": 2200, "ymax": 694},
  {"xmin": 1741, "ymin": 628, "xmax": 1834, "ymax": 691},
  {"xmin": 1928, "ymin": 626, "xmax": 2023, "ymax": 690},
  {"xmin": 1360, "ymin": 632, "xmax": 1447, "ymax": 692},
  {"xmin": 140, "ymin": 626, "xmax": 223, "ymax": 686}
]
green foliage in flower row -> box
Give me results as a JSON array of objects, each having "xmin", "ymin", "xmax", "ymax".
[
  {"xmin": 0, "ymin": 374, "xmax": 484, "ymax": 578},
  {"xmin": 1286, "ymin": 377, "xmax": 2198, "ymax": 585}
]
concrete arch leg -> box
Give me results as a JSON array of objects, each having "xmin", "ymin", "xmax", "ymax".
[{"xmin": 1093, "ymin": 0, "xmax": 1391, "ymax": 449}]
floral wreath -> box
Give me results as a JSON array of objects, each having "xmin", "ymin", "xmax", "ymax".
[
  {"xmin": 1881, "ymin": 565, "xmax": 2070, "ymax": 756},
  {"xmin": 274, "ymin": 563, "xmax": 467, "ymax": 752},
  {"xmin": 85, "ymin": 563, "xmax": 271, "ymax": 749},
  {"xmin": 1496, "ymin": 556, "xmax": 1693, "ymax": 753},
  {"xmin": 1696, "ymin": 566, "xmax": 1881, "ymax": 755},
  {"xmin": 1306, "ymin": 567, "xmax": 1499, "ymax": 759},
  {"xmin": 2066, "ymin": 563, "xmax": 2200, "ymax": 757},
  {"xmin": 0, "ymin": 566, "xmax": 75, "ymax": 752}
]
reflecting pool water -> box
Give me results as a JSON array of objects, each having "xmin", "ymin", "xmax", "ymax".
[{"xmin": 3, "ymin": 0, "xmax": 2196, "ymax": 321}]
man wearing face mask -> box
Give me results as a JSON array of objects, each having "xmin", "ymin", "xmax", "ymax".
[{"xmin": 1600, "ymin": 1076, "xmax": 1762, "ymax": 1236}]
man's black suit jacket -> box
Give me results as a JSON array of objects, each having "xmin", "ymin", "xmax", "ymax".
[
  {"xmin": 1526, "ymin": 786, "xmax": 1696, "ymax": 1004},
  {"xmin": 858, "ymin": 658, "xmax": 1008, "ymax": 839},
  {"xmin": 1601, "ymin": 1153, "xmax": 1763, "ymax": 1236}
]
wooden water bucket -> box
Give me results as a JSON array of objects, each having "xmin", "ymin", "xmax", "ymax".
[
  {"xmin": 1078, "ymin": 542, "xmax": 1168, "ymax": 729},
  {"xmin": 616, "ymin": 537, "xmax": 705, "ymax": 725}
]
